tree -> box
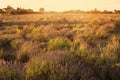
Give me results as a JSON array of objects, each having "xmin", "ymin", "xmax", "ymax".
[
  {"xmin": 114, "ymin": 10, "xmax": 120, "ymax": 14},
  {"xmin": 4, "ymin": 5, "xmax": 14, "ymax": 14},
  {"xmin": 103, "ymin": 10, "xmax": 112, "ymax": 14},
  {"xmin": 39, "ymin": 8, "xmax": 45, "ymax": 13},
  {"xmin": 91, "ymin": 8, "xmax": 100, "ymax": 13},
  {"xmin": 0, "ymin": 9, "xmax": 2, "ymax": 14}
]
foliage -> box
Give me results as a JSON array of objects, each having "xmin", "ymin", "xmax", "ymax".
[
  {"xmin": 0, "ymin": 13, "xmax": 120, "ymax": 80},
  {"xmin": 0, "ymin": 65, "xmax": 25, "ymax": 80},
  {"xmin": 0, "ymin": 5, "xmax": 34, "ymax": 15},
  {"xmin": 48, "ymin": 38, "xmax": 71, "ymax": 51},
  {"xmin": 17, "ymin": 53, "xmax": 29, "ymax": 63},
  {"xmin": 39, "ymin": 8, "xmax": 45, "ymax": 13},
  {"xmin": 25, "ymin": 51, "xmax": 98, "ymax": 80}
]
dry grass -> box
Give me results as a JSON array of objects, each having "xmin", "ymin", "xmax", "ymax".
[{"xmin": 0, "ymin": 13, "xmax": 120, "ymax": 80}]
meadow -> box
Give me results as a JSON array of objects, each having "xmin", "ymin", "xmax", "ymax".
[{"xmin": 0, "ymin": 13, "xmax": 120, "ymax": 80}]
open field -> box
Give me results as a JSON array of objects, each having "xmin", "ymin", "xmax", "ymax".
[{"xmin": 0, "ymin": 13, "xmax": 120, "ymax": 80}]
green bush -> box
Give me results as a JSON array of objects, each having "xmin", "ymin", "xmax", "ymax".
[
  {"xmin": 11, "ymin": 39, "xmax": 24, "ymax": 50},
  {"xmin": 48, "ymin": 38, "xmax": 71, "ymax": 51},
  {"xmin": 26, "ymin": 27, "xmax": 48, "ymax": 42},
  {"xmin": 105, "ymin": 35, "xmax": 120, "ymax": 61},
  {"xmin": 25, "ymin": 51, "xmax": 87, "ymax": 80},
  {"xmin": 25, "ymin": 51, "xmax": 101, "ymax": 80},
  {"xmin": 70, "ymin": 40, "xmax": 80, "ymax": 54}
]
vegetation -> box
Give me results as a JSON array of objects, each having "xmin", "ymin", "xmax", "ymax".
[
  {"xmin": 39, "ymin": 8, "xmax": 45, "ymax": 14},
  {"xmin": 0, "ymin": 12, "xmax": 120, "ymax": 80},
  {"xmin": 0, "ymin": 6, "xmax": 34, "ymax": 15},
  {"xmin": 0, "ymin": 6, "xmax": 120, "ymax": 15}
]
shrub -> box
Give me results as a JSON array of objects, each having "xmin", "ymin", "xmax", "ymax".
[
  {"xmin": 115, "ymin": 20, "xmax": 120, "ymax": 27},
  {"xmin": 48, "ymin": 38, "xmax": 71, "ymax": 51},
  {"xmin": 77, "ymin": 42, "xmax": 94, "ymax": 57},
  {"xmin": 95, "ymin": 23, "xmax": 115, "ymax": 39},
  {"xmin": 95, "ymin": 26, "xmax": 109, "ymax": 39},
  {"xmin": 25, "ymin": 51, "xmax": 98, "ymax": 80},
  {"xmin": 27, "ymin": 32, "xmax": 48, "ymax": 42},
  {"xmin": 20, "ymin": 42, "xmax": 34, "ymax": 54},
  {"xmin": 0, "ymin": 65, "xmax": 25, "ymax": 80},
  {"xmin": 17, "ymin": 26, "xmax": 33, "ymax": 39},
  {"xmin": 19, "ymin": 42, "xmax": 41, "ymax": 57},
  {"xmin": 88, "ymin": 19, "xmax": 98, "ymax": 26},
  {"xmin": 0, "ymin": 49, "xmax": 4, "ymax": 58},
  {"xmin": 17, "ymin": 53, "xmax": 29, "ymax": 63},
  {"xmin": 26, "ymin": 27, "xmax": 48, "ymax": 42},
  {"xmin": 109, "ymin": 64, "xmax": 120, "ymax": 80},
  {"xmin": 1, "ymin": 53, "xmax": 16, "ymax": 61},
  {"xmin": 11, "ymin": 39, "xmax": 24, "ymax": 50},
  {"xmin": 0, "ymin": 49, "xmax": 16, "ymax": 61},
  {"xmin": 93, "ymin": 53, "xmax": 119, "ymax": 80},
  {"xmin": 0, "ymin": 38, "xmax": 16, "ymax": 61},
  {"xmin": 105, "ymin": 35, "xmax": 120, "ymax": 61},
  {"xmin": 95, "ymin": 53, "xmax": 116, "ymax": 66},
  {"xmin": 70, "ymin": 40, "xmax": 80, "ymax": 54}
]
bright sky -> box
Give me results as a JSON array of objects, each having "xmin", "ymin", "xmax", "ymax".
[{"xmin": 0, "ymin": 0, "xmax": 120, "ymax": 11}]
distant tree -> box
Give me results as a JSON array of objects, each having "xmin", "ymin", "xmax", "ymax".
[
  {"xmin": 12, "ymin": 7, "xmax": 34, "ymax": 14},
  {"xmin": 0, "ymin": 9, "xmax": 2, "ymax": 13},
  {"xmin": 4, "ymin": 5, "xmax": 14, "ymax": 14},
  {"xmin": 27, "ymin": 9, "xmax": 33, "ymax": 13},
  {"xmin": 94, "ymin": 8, "xmax": 97, "ymax": 12},
  {"xmin": 90, "ymin": 8, "xmax": 100, "ymax": 13},
  {"xmin": 103, "ymin": 10, "xmax": 113, "ymax": 14},
  {"xmin": 0, "ymin": 6, "xmax": 34, "ymax": 15},
  {"xmin": 103, "ymin": 10, "xmax": 108, "ymax": 13},
  {"xmin": 39, "ymin": 8, "xmax": 45, "ymax": 13},
  {"xmin": 114, "ymin": 10, "xmax": 120, "ymax": 14}
]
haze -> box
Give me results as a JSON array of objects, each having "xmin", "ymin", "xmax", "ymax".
[{"xmin": 0, "ymin": 0, "xmax": 120, "ymax": 11}]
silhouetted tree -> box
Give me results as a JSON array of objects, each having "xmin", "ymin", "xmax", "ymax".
[
  {"xmin": 89, "ymin": 8, "xmax": 100, "ymax": 13},
  {"xmin": 114, "ymin": 10, "xmax": 120, "ymax": 14},
  {"xmin": 0, "ymin": 9, "xmax": 2, "ymax": 13},
  {"xmin": 103, "ymin": 10, "xmax": 112, "ymax": 14},
  {"xmin": 39, "ymin": 8, "xmax": 45, "ymax": 13},
  {"xmin": 4, "ymin": 5, "xmax": 14, "ymax": 14}
]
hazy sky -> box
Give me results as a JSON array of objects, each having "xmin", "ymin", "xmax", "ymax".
[{"xmin": 0, "ymin": 0, "xmax": 120, "ymax": 11}]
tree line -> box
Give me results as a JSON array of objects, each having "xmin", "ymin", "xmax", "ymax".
[
  {"xmin": 0, "ymin": 6, "xmax": 45, "ymax": 15},
  {"xmin": 0, "ymin": 6, "xmax": 120, "ymax": 15},
  {"xmin": 63, "ymin": 8, "xmax": 120, "ymax": 14}
]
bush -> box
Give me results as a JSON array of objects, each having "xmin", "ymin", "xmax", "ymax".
[
  {"xmin": 17, "ymin": 53, "xmax": 29, "ymax": 63},
  {"xmin": 0, "ymin": 38, "xmax": 16, "ymax": 61},
  {"xmin": 26, "ymin": 27, "xmax": 48, "ymax": 42},
  {"xmin": 19, "ymin": 42, "xmax": 41, "ymax": 57},
  {"xmin": 93, "ymin": 53, "xmax": 119, "ymax": 80},
  {"xmin": 48, "ymin": 38, "xmax": 71, "ymax": 51},
  {"xmin": 11, "ymin": 39, "xmax": 24, "ymax": 50},
  {"xmin": 25, "ymin": 51, "xmax": 100, "ymax": 80},
  {"xmin": 95, "ymin": 53, "xmax": 116, "ymax": 66},
  {"xmin": 18, "ymin": 26, "xmax": 33, "ymax": 39},
  {"xmin": 25, "ymin": 51, "xmax": 90, "ymax": 80},
  {"xmin": 0, "ymin": 65, "xmax": 25, "ymax": 80},
  {"xmin": 95, "ymin": 23, "xmax": 115, "ymax": 39},
  {"xmin": 70, "ymin": 40, "xmax": 80, "ymax": 54},
  {"xmin": 105, "ymin": 35, "xmax": 120, "ymax": 61},
  {"xmin": 95, "ymin": 26, "xmax": 109, "ymax": 39},
  {"xmin": 0, "ymin": 49, "xmax": 16, "ymax": 61}
]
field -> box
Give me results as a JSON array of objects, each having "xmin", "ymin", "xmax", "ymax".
[{"xmin": 0, "ymin": 13, "xmax": 120, "ymax": 80}]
